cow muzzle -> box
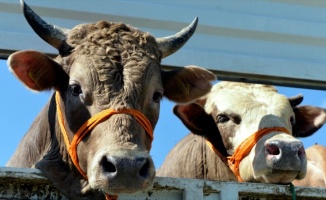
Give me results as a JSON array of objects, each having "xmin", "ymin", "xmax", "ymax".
[
  {"xmin": 258, "ymin": 137, "xmax": 307, "ymax": 183},
  {"xmin": 207, "ymin": 127, "xmax": 307, "ymax": 183},
  {"xmin": 89, "ymin": 149, "xmax": 155, "ymax": 194},
  {"xmin": 265, "ymin": 138, "xmax": 306, "ymax": 168}
]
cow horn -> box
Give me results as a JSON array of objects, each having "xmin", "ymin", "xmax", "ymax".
[
  {"xmin": 156, "ymin": 17, "xmax": 198, "ymax": 58},
  {"xmin": 20, "ymin": 0, "xmax": 71, "ymax": 56},
  {"xmin": 288, "ymin": 94, "xmax": 304, "ymax": 107}
]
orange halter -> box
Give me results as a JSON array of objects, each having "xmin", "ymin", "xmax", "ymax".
[
  {"xmin": 55, "ymin": 92, "xmax": 153, "ymax": 199},
  {"xmin": 206, "ymin": 127, "xmax": 291, "ymax": 182}
]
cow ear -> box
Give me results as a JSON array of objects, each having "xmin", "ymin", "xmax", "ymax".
[
  {"xmin": 173, "ymin": 103, "xmax": 228, "ymax": 157},
  {"xmin": 162, "ymin": 65, "xmax": 216, "ymax": 103},
  {"xmin": 293, "ymin": 106, "xmax": 326, "ymax": 137},
  {"xmin": 288, "ymin": 94, "xmax": 303, "ymax": 107},
  {"xmin": 7, "ymin": 50, "xmax": 62, "ymax": 91}
]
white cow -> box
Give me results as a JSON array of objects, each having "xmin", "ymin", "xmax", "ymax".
[{"xmin": 158, "ymin": 81, "xmax": 326, "ymax": 184}]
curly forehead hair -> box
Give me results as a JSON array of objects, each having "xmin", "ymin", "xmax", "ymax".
[
  {"xmin": 62, "ymin": 21, "xmax": 162, "ymax": 105},
  {"xmin": 66, "ymin": 20, "xmax": 161, "ymax": 61},
  {"xmin": 62, "ymin": 21, "xmax": 159, "ymax": 72}
]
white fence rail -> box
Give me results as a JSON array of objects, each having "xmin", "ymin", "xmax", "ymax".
[{"xmin": 1, "ymin": 167, "xmax": 325, "ymax": 200}]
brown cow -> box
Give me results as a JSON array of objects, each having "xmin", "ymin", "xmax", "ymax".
[
  {"xmin": 6, "ymin": 1, "xmax": 216, "ymax": 199},
  {"xmin": 157, "ymin": 81, "xmax": 326, "ymax": 184}
]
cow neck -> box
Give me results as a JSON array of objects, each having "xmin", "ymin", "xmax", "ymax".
[
  {"xmin": 206, "ymin": 127, "xmax": 291, "ymax": 182},
  {"xmin": 55, "ymin": 92, "xmax": 153, "ymax": 199}
]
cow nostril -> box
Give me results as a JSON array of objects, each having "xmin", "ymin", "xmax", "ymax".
[
  {"xmin": 298, "ymin": 147, "xmax": 306, "ymax": 159},
  {"xmin": 101, "ymin": 156, "xmax": 117, "ymax": 173},
  {"xmin": 265, "ymin": 144, "xmax": 280, "ymax": 155},
  {"xmin": 139, "ymin": 159, "xmax": 150, "ymax": 178}
]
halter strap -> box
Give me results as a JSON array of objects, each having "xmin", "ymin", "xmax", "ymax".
[
  {"xmin": 206, "ymin": 127, "xmax": 291, "ymax": 182},
  {"xmin": 55, "ymin": 92, "xmax": 154, "ymax": 179}
]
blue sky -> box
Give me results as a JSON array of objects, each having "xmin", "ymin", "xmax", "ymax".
[{"xmin": 1, "ymin": 58, "xmax": 326, "ymax": 169}]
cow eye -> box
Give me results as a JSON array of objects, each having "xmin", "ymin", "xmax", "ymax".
[
  {"xmin": 153, "ymin": 91, "xmax": 163, "ymax": 103},
  {"xmin": 290, "ymin": 116, "xmax": 296, "ymax": 126},
  {"xmin": 70, "ymin": 84, "xmax": 82, "ymax": 96},
  {"xmin": 217, "ymin": 114, "xmax": 230, "ymax": 123}
]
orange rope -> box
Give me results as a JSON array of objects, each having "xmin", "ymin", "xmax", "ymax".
[
  {"xmin": 206, "ymin": 127, "xmax": 291, "ymax": 182},
  {"xmin": 105, "ymin": 194, "xmax": 118, "ymax": 200},
  {"xmin": 55, "ymin": 92, "xmax": 154, "ymax": 196}
]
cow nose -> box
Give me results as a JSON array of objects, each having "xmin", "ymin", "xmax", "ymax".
[
  {"xmin": 89, "ymin": 151, "xmax": 155, "ymax": 193},
  {"xmin": 100, "ymin": 155, "xmax": 152, "ymax": 179},
  {"xmin": 265, "ymin": 139, "xmax": 306, "ymax": 160}
]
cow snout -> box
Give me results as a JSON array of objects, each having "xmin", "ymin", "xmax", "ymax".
[
  {"xmin": 265, "ymin": 139, "xmax": 306, "ymax": 168},
  {"xmin": 101, "ymin": 156, "xmax": 151, "ymax": 179},
  {"xmin": 89, "ymin": 150, "xmax": 155, "ymax": 194}
]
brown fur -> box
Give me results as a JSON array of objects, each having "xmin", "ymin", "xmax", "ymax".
[
  {"xmin": 65, "ymin": 21, "xmax": 160, "ymax": 101},
  {"xmin": 157, "ymin": 134, "xmax": 236, "ymax": 181}
]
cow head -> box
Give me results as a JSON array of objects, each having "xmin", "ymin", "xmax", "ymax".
[
  {"xmin": 174, "ymin": 81, "xmax": 326, "ymax": 184},
  {"xmin": 7, "ymin": 1, "xmax": 216, "ymax": 198}
]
